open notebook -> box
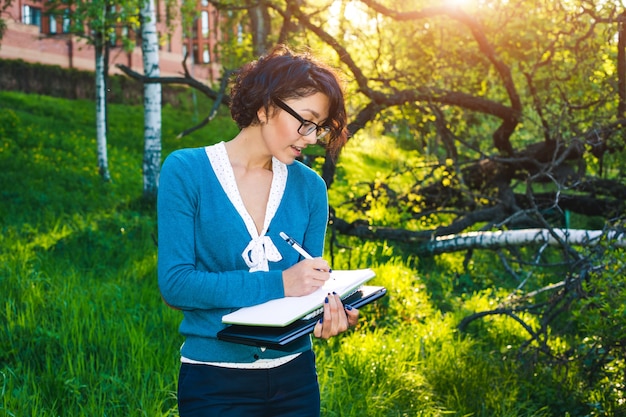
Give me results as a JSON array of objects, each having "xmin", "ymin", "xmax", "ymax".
[
  {"xmin": 218, "ymin": 285, "xmax": 386, "ymax": 349},
  {"xmin": 221, "ymin": 268, "xmax": 376, "ymax": 327}
]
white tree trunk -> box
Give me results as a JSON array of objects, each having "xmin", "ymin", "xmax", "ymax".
[
  {"xmin": 423, "ymin": 228, "xmax": 626, "ymax": 254},
  {"xmin": 95, "ymin": 37, "xmax": 110, "ymax": 181},
  {"xmin": 141, "ymin": 0, "xmax": 162, "ymax": 200}
]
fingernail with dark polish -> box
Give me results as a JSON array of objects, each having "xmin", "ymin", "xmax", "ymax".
[{"xmin": 345, "ymin": 305, "xmax": 353, "ymax": 311}]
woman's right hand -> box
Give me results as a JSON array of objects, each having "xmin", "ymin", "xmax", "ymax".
[{"xmin": 282, "ymin": 258, "xmax": 331, "ymax": 297}]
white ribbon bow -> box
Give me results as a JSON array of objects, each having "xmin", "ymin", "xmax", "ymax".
[{"xmin": 241, "ymin": 235, "xmax": 283, "ymax": 272}]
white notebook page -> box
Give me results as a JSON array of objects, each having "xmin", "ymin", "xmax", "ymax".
[{"xmin": 221, "ymin": 269, "xmax": 376, "ymax": 327}]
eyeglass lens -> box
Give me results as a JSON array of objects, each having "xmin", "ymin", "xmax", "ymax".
[{"xmin": 274, "ymin": 98, "xmax": 331, "ymax": 140}]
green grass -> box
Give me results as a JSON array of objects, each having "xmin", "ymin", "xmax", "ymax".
[{"xmin": 0, "ymin": 90, "xmax": 621, "ymax": 416}]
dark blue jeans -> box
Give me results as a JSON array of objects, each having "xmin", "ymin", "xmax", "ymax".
[{"xmin": 177, "ymin": 350, "xmax": 320, "ymax": 417}]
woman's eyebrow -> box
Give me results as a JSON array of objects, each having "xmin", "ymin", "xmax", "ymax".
[{"xmin": 302, "ymin": 108, "xmax": 323, "ymax": 120}]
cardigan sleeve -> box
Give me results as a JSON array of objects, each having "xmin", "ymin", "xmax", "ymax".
[{"xmin": 157, "ymin": 150, "xmax": 285, "ymax": 311}]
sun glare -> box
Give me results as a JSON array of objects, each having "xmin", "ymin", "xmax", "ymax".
[
  {"xmin": 329, "ymin": 1, "xmax": 377, "ymax": 34},
  {"xmin": 444, "ymin": 0, "xmax": 471, "ymax": 7}
]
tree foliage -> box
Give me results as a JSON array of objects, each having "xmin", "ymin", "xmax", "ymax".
[
  {"xmin": 0, "ymin": 0, "xmax": 14, "ymax": 43},
  {"xmin": 185, "ymin": 1, "xmax": 625, "ymax": 235},
  {"xmin": 111, "ymin": 2, "xmax": 626, "ymax": 412},
  {"xmin": 183, "ymin": 2, "xmax": 625, "ymax": 413}
]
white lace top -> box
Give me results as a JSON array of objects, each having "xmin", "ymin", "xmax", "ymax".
[{"xmin": 205, "ymin": 142, "xmax": 287, "ymax": 272}]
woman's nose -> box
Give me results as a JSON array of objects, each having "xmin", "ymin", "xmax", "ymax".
[{"xmin": 301, "ymin": 131, "xmax": 318, "ymax": 144}]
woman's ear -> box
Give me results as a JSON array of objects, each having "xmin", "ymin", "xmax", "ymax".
[{"xmin": 257, "ymin": 105, "xmax": 268, "ymax": 124}]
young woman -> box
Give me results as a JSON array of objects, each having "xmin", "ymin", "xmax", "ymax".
[{"xmin": 157, "ymin": 45, "xmax": 358, "ymax": 417}]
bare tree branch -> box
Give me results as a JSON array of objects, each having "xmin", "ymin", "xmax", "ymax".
[
  {"xmin": 176, "ymin": 69, "xmax": 234, "ymax": 138},
  {"xmin": 116, "ymin": 60, "xmax": 232, "ymax": 139},
  {"xmin": 116, "ymin": 62, "xmax": 231, "ymax": 106}
]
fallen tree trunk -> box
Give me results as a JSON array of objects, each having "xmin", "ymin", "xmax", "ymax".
[{"xmin": 421, "ymin": 228, "xmax": 626, "ymax": 255}]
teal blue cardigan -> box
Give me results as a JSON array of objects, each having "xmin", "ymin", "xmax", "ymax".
[{"xmin": 157, "ymin": 146, "xmax": 328, "ymax": 362}]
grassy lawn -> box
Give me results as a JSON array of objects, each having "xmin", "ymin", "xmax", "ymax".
[{"xmin": 0, "ymin": 90, "xmax": 613, "ymax": 416}]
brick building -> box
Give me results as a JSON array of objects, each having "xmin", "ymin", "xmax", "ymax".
[{"xmin": 0, "ymin": 0, "xmax": 223, "ymax": 82}]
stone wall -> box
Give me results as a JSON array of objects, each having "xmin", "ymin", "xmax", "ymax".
[{"xmin": 0, "ymin": 58, "xmax": 188, "ymax": 107}]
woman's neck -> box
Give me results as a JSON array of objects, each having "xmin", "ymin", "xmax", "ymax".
[{"xmin": 225, "ymin": 129, "xmax": 273, "ymax": 171}]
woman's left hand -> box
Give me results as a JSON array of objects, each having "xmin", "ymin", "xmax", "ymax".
[{"xmin": 313, "ymin": 292, "xmax": 359, "ymax": 339}]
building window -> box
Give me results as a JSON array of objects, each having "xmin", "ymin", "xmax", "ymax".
[
  {"xmin": 49, "ymin": 16, "xmax": 57, "ymax": 34},
  {"xmin": 62, "ymin": 9, "xmax": 71, "ymax": 33},
  {"xmin": 23, "ymin": 5, "xmax": 42, "ymax": 28},
  {"xmin": 201, "ymin": 11, "xmax": 209, "ymax": 38},
  {"xmin": 203, "ymin": 45, "xmax": 210, "ymax": 63}
]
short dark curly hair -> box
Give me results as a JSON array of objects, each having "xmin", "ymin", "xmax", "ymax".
[{"xmin": 229, "ymin": 45, "xmax": 347, "ymax": 156}]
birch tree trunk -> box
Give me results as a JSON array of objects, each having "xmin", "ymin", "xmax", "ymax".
[
  {"xmin": 141, "ymin": 0, "xmax": 162, "ymax": 200},
  {"xmin": 95, "ymin": 32, "xmax": 110, "ymax": 181},
  {"xmin": 422, "ymin": 228, "xmax": 626, "ymax": 255}
]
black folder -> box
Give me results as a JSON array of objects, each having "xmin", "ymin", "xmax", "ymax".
[{"xmin": 217, "ymin": 285, "xmax": 387, "ymax": 349}]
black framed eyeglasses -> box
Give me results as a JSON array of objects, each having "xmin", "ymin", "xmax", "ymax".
[{"xmin": 273, "ymin": 98, "xmax": 331, "ymax": 141}]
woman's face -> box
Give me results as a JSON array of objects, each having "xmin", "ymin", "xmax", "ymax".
[{"xmin": 259, "ymin": 92, "xmax": 330, "ymax": 165}]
